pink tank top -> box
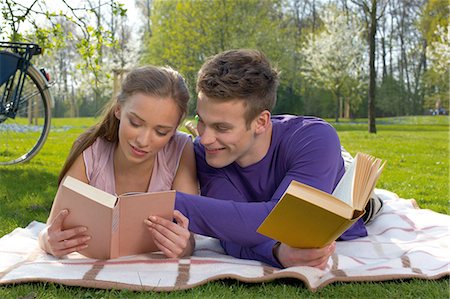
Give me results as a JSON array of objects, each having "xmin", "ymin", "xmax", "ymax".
[{"xmin": 83, "ymin": 131, "xmax": 191, "ymax": 195}]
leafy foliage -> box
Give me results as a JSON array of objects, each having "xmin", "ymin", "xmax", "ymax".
[
  {"xmin": 1, "ymin": 0, "xmax": 448, "ymax": 122},
  {"xmin": 300, "ymin": 4, "xmax": 367, "ymax": 121},
  {"xmin": 141, "ymin": 0, "xmax": 295, "ymax": 115},
  {"xmin": 1, "ymin": 0, "xmax": 130, "ymax": 117}
]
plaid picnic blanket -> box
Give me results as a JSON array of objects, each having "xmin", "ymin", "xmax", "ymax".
[{"xmin": 0, "ymin": 189, "xmax": 448, "ymax": 292}]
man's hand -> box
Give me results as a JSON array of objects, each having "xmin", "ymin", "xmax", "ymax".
[
  {"xmin": 39, "ymin": 209, "xmax": 90, "ymax": 257},
  {"xmin": 274, "ymin": 241, "xmax": 336, "ymax": 269},
  {"xmin": 145, "ymin": 210, "xmax": 195, "ymax": 258}
]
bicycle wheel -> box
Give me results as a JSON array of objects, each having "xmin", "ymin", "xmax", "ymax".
[{"xmin": 0, "ymin": 65, "xmax": 52, "ymax": 165}]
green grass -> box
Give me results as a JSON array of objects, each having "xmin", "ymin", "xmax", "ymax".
[{"xmin": 0, "ymin": 115, "xmax": 449, "ymax": 298}]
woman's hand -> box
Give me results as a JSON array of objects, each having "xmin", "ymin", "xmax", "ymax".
[
  {"xmin": 39, "ymin": 209, "xmax": 91, "ymax": 257},
  {"xmin": 274, "ymin": 241, "xmax": 336, "ymax": 269},
  {"xmin": 145, "ymin": 210, "xmax": 195, "ymax": 258}
]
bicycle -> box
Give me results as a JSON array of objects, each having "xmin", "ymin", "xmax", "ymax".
[{"xmin": 0, "ymin": 41, "xmax": 53, "ymax": 165}]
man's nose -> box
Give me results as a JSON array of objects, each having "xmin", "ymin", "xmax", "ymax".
[{"xmin": 199, "ymin": 127, "xmax": 215, "ymax": 145}]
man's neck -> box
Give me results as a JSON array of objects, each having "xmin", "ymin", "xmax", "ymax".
[{"xmin": 236, "ymin": 122, "xmax": 273, "ymax": 168}]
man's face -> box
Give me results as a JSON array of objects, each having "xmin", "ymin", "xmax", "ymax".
[{"xmin": 196, "ymin": 93, "xmax": 259, "ymax": 168}]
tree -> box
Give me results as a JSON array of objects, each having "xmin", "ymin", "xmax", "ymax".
[
  {"xmin": 135, "ymin": 0, "xmax": 152, "ymax": 36},
  {"xmin": 141, "ymin": 0, "xmax": 285, "ymax": 115},
  {"xmin": 376, "ymin": 75, "xmax": 407, "ymax": 116},
  {"xmin": 351, "ymin": 0, "xmax": 388, "ymax": 133},
  {"xmin": 1, "ymin": 0, "xmax": 129, "ymax": 116},
  {"xmin": 274, "ymin": 0, "xmax": 320, "ymax": 115},
  {"xmin": 43, "ymin": 17, "xmax": 79, "ymax": 117},
  {"xmin": 300, "ymin": 5, "xmax": 367, "ymax": 122},
  {"xmin": 420, "ymin": 0, "xmax": 449, "ymax": 113},
  {"xmin": 423, "ymin": 24, "xmax": 449, "ymax": 113},
  {"xmin": 427, "ymin": 24, "xmax": 450, "ymax": 76}
]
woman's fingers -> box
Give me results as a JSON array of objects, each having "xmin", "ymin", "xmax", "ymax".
[
  {"xmin": 44, "ymin": 209, "xmax": 90, "ymax": 257},
  {"xmin": 44, "ymin": 231, "xmax": 91, "ymax": 257},
  {"xmin": 173, "ymin": 210, "xmax": 189, "ymax": 229},
  {"xmin": 47, "ymin": 209, "xmax": 69, "ymax": 234},
  {"xmin": 52, "ymin": 242, "xmax": 89, "ymax": 258},
  {"xmin": 149, "ymin": 222, "xmax": 184, "ymax": 258},
  {"xmin": 144, "ymin": 211, "xmax": 191, "ymax": 258}
]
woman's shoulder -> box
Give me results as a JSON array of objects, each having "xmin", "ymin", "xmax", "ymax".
[
  {"xmin": 173, "ymin": 130, "xmax": 192, "ymax": 142},
  {"xmin": 83, "ymin": 137, "xmax": 116, "ymax": 192},
  {"xmin": 85, "ymin": 137, "xmax": 114, "ymax": 156},
  {"xmin": 83, "ymin": 137, "xmax": 115, "ymax": 172},
  {"xmin": 164, "ymin": 131, "xmax": 192, "ymax": 152}
]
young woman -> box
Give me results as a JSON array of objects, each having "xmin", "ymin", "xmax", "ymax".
[{"xmin": 39, "ymin": 65, "xmax": 198, "ymax": 259}]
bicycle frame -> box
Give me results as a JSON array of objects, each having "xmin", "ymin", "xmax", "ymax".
[{"xmin": 0, "ymin": 42, "xmax": 42, "ymax": 119}]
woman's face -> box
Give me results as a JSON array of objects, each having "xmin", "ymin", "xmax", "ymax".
[{"xmin": 114, "ymin": 92, "xmax": 181, "ymax": 165}]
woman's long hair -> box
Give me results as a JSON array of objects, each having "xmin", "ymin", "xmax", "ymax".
[{"xmin": 58, "ymin": 65, "xmax": 190, "ymax": 184}]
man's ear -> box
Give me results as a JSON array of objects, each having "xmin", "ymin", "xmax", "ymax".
[{"xmin": 254, "ymin": 110, "xmax": 271, "ymax": 135}]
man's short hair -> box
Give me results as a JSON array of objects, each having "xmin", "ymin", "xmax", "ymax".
[{"xmin": 196, "ymin": 49, "xmax": 279, "ymax": 126}]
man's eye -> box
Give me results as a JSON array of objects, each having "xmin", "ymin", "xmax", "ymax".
[{"xmin": 215, "ymin": 125, "xmax": 229, "ymax": 132}]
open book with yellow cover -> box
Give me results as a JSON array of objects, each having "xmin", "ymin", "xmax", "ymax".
[{"xmin": 257, "ymin": 153, "xmax": 385, "ymax": 248}]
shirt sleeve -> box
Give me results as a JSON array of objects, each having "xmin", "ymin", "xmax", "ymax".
[
  {"xmin": 220, "ymin": 239, "xmax": 283, "ymax": 268},
  {"xmin": 175, "ymin": 191, "xmax": 283, "ymax": 267}
]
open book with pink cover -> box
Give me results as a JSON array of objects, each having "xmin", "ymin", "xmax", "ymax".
[{"xmin": 48, "ymin": 176, "xmax": 175, "ymax": 259}]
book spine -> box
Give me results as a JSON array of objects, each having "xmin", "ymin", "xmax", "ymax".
[
  {"xmin": 326, "ymin": 218, "xmax": 359, "ymax": 245},
  {"xmin": 110, "ymin": 204, "xmax": 120, "ymax": 258}
]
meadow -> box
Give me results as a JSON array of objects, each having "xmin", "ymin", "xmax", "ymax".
[{"xmin": 0, "ymin": 115, "xmax": 448, "ymax": 298}]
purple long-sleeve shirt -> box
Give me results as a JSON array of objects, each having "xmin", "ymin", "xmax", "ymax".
[{"xmin": 175, "ymin": 115, "xmax": 367, "ymax": 267}]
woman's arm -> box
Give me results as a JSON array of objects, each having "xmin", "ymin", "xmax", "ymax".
[
  {"xmin": 171, "ymin": 139, "xmax": 198, "ymax": 195},
  {"xmin": 147, "ymin": 138, "xmax": 199, "ymax": 257}
]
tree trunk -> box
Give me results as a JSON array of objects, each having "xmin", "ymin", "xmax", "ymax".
[
  {"xmin": 381, "ymin": 36, "xmax": 387, "ymax": 80},
  {"xmin": 399, "ymin": 13, "xmax": 412, "ymax": 115},
  {"xmin": 335, "ymin": 93, "xmax": 340, "ymax": 123},
  {"xmin": 388, "ymin": 0, "xmax": 394, "ymax": 76},
  {"xmin": 368, "ymin": 0, "xmax": 377, "ymax": 133},
  {"xmin": 344, "ymin": 97, "xmax": 350, "ymax": 118}
]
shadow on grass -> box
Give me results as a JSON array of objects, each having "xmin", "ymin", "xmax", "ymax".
[{"xmin": 0, "ymin": 167, "xmax": 58, "ymax": 229}]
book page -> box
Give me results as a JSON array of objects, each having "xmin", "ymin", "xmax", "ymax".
[
  {"xmin": 354, "ymin": 159, "xmax": 385, "ymax": 211},
  {"xmin": 352, "ymin": 153, "xmax": 369, "ymax": 206},
  {"xmin": 332, "ymin": 158, "xmax": 356, "ymax": 206},
  {"xmin": 63, "ymin": 176, "xmax": 117, "ymax": 208}
]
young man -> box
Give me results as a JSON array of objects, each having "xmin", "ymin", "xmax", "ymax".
[{"xmin": 163, "ymin": 49, "xmax": 368, "ymax": 268}]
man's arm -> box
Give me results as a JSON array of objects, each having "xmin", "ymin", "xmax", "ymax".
[
  {"xmin": 175, "ymin": 191, "xmax": 277, "ymax": 247},
  {"xmin": 175, "ymin": 175, "xmax": 338, "ymax": 268}
]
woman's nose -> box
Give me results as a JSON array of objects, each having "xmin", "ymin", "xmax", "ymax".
[{"xmin": 136, "ymin": 129, "xmax": 151, "ymax": 147}]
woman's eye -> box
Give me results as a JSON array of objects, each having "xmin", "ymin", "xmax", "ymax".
[
  {"xmin": 156, "ymin": 130, "xmax": 168, "ymax": 136},
  {"xmin": 130, "ymin": 120, "xmax": 140, "ymax": 127},
  {"xmin": 129, "ymin": 117, "xmax": 142, "ymax": 127}
]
